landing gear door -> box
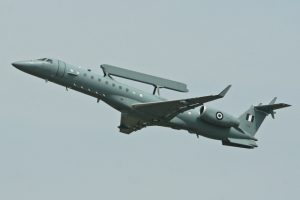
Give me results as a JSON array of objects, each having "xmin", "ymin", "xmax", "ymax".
[{"xmin": 57, "ymin": 60, "xmax": 66, "ymax": 78}]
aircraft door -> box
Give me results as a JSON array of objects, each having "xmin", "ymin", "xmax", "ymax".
[{"xmin": 56, "ymin": 60, "xmax": 66, "ymax": 78}]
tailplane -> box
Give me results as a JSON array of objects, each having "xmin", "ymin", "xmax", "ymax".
[{"xmin": 238, "ymin": 97, "xmax": 290, "ymax": 136}]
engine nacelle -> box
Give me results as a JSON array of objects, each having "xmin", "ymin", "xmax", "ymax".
[{"xmin": 199, "ymin": 106, "xmax": 240, "ymax": 128}]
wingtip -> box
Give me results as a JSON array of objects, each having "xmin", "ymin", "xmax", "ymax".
[
  {"xmin": 283, "ymin": 103, "xmax": 291, "ymax": 108},
  {"xmin": 218, "ymin": 85, "xmax": 232, "ymax": 97}
]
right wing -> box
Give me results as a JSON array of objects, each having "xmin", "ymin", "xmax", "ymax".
[{"xmin": 132, "ymin": 85, "xmax": 231, "ymax": 121}]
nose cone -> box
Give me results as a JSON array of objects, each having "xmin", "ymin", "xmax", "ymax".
[
  {"xmin": 12, "ymin": 60, "xmax": 37, "ymax": 74},
  {"xmin": 12, "ymin": 61, "xmax": 26, "ymax": 69}
]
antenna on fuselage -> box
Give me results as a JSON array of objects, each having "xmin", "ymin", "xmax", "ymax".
[{"xmin": 152, "ymin": 86, "xmax": 161, "ymax": 96}]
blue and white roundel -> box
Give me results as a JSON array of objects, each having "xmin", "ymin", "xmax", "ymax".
[{"xmin": 216, "ymin": 112, "xmax": 223, "ymax": 120}]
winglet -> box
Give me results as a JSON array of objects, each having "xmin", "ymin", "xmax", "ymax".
[
  {"xmin": 269, "ymin": 97, "xmax": 277, "ymax": 105},
  {"xmin": 269, "ymin": 97, "xmax": 277, "ymax": 118},
  {"xmin": 218, "ymin": 85, "xmax": 232, "ymax": 97}
]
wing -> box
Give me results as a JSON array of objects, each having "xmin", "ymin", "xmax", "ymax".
[
  {"xmin": 118, "ymin": 112, "xmax": 150, "ymax": 134},
  {"xmin": 132, "ymin": 85, "xmax": 231, "ymax": 121}
]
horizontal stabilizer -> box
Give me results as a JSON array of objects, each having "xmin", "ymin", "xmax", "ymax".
[
  {"xmin": 255, "ymin": 97, "xmax": 291, "ymax": 119},
  {"xmin": 101, "ymin": 64, "xmax": 188, "ymax": 92},
  {"xmin": 255, "ymin": 103, "xmax": 291, "ymax": 113}
]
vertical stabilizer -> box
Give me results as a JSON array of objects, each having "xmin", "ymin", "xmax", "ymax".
[{"xmin": 238, "ymin": 98, "xmax": 290, "ymax": 136}]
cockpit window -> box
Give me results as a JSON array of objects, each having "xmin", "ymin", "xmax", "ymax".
[
  {"xmin": 46, "ymin": 59, "xmax": 53, "ymax": 63},
  {"xmin": 37, "ymin": 58, "xmax": 47, "ymax": 61},
  {"xmin": 37, "ymin": 58, "xmax": 53, "ymax": 63}
]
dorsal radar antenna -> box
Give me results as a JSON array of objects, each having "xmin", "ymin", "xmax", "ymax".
[
  {"xmin": 100, "ymin": 64, "xmax": 188, "ymax": 96},
  {"xmin": 152, "ymin": 86, "xmax": 161, "ymax": 96}
]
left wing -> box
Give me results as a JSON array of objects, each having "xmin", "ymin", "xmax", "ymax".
[
  {"xmin": 132, "ymin": 85, "xmax": 231, "ymax": 121},
  {"xmin": 119, "ymin": 112, "xmax": 150, "ymax": 134}
]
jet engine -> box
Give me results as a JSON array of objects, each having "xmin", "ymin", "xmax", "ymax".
[{"xmin": 199, "ymin": 106, "xmax": 240, "ymax": 128}]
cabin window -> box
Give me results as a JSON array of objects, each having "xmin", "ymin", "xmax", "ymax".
[
  {"xmin": 105, "ymin": 81, "xmax": 108, "ymax": 84},
  {"xmin": 119, "ymin": 86, "xmax": 122, "ymax": 90},
  {"xmin": 91, "ymin": 76, "xmax": 94, "ymax": 79},
  {"xmin": 88, "ymin": 69, "xmax": 91, "ymax": 72},
  {"xmin": 98, "ymin": 78, "xmax": 101, "ymax": 82},
  {"xmin": 126, "ymin": 88, "xmax": 129, "ymax": 92},
  {"xmin": 112, "ymin": 83, "xmax": 115, "ymax": 87},
  {"xmin": 83, "ymin": 73, "xmax": 87, "ymax": 77}
]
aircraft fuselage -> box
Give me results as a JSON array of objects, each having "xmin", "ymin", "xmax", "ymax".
[{"xmin": 12, "ymin": 58, "xmax": 256, "ymax": 142}]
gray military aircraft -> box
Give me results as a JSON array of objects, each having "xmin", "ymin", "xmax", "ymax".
[{"xmin": 12, "ymin": 58, "xmax": 290, "ymax": 149}]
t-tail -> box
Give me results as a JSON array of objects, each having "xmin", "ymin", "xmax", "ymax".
[{"xmin": 238, "ymin": 97, "xmax": 291, "ymax": 136}]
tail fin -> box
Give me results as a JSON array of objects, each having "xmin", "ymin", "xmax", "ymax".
[{"xmin": 238, "ymin": 97, "xmax": 290, "ymax": 136}]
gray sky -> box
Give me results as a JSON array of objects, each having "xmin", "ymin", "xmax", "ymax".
[{"xmin": 0, "ymin": 0, "xmax": 299, "ymax": 199}]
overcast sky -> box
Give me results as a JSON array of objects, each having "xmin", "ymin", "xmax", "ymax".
[{"xmin": 0, "ymin": 0, "xmax": 299, "ymax": 199}]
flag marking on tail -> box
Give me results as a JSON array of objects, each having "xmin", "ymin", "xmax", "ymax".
[{"xmin": 246, "ymin": 114, "xmax": 255, "ymax": 122}]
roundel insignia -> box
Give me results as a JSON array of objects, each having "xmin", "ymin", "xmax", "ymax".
[{"xmin": 216, "ymin": 112, "xmax": 223, "ymax": 120}]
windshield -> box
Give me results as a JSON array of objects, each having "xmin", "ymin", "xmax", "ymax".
[
  {"xmin": 37, "ymin": 58, "xmax": 47, "ymax": 61},
  {"xmin": 46, "ymin": 59, "xmax": 53, "ymax": 63},
  {"xmin": 37, "ymin": 58, "xmax": 53, "ymax": 63}
]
